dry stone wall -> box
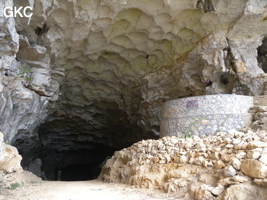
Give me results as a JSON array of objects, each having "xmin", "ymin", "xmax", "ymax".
[
  {"xmin": 160, "ymin": 94, "xmax": 253, "ymax": 138},
  {"xmin": 100, "ymin": 129, "xmax": 267, "ymax": 200}
]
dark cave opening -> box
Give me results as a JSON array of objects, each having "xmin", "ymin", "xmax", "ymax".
[
  {"xmin": 58, "ymin": 164, "xmax": 101, "ymax": 181},
  {"xmin": 12, "ymin": 100, "xmax": 159, "ymax": 182},
  {"xmin": 14, "ymin": 136, "xmax": 117, "ymax": 181},
  {"xmin": 13, "ymin": 114, "xmax": 158, "ymax": 181},
  {"xmin": 38, "ymin": 147, "xmax": 116, "ymax": 181},
  {"xmin": 257, "ymin": 37, "xmax": 267, "ymax": 73},
  {"xmin": 220, "ymin": 74, "xmax": 229, "ymax": 85}
]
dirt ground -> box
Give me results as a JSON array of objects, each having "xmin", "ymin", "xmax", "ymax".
[{"xmin": 0, "ymin": 179, "xmax": 186, "ymax": 200}]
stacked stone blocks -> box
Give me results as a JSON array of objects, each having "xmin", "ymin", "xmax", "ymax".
[{"xmin": 160, "ymin": 94, "xmax": 254, "ymax": 138}]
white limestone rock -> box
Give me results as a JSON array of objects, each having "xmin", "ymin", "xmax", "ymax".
[
  {"xmin": 236, "ymin": 152, "xmax": 246, "ymax": 159},
  {"xmin": 246, "ymin": 150, "xmax": 261, "ymax": 160},
  {"xmin": 224, "ymin": 166, "xmax": 237, "ymax": 177},
  {"xmin": 247, "ymin": 141, "xmax": 267, "ymax": 150},
  {"xmin": 101, "ymin": 131, "xmax": 267, "ymax": 197},
  {"xmin": 231, "ymin": 158, "xmax": 241, "ymax": 170},
  {"xmin": 0, "ymin": 132, "xmax": 22, "ymax": 173},
  {"xmin": 259, "ymin": 151, "xmax": 267, "ymax": 165},
  {"xmin": 254, "ymin": 179, "xmax": 267, "ymax": 187},
  {"xmin": 222, "ymin": 183, "xmax": 267, "ymax": 200},
  {"xmin": 233, "ymin": 175, "xmax": 249, "ymax": 183},
  {"xmin": 241, "ymin": 160, "xmax": 267, "ymax": 179},
  {"xmin": 211, "ymin": 185, "xmax": 224, "ymax": 196},
  {"xmin": 214, "ymin": 160, "xmax": 226, "ymax": 169}
]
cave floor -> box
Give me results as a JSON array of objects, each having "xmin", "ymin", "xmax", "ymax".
[{"xmin": 1, "ymin": 180, "xmax": 184, "ymax": 200}]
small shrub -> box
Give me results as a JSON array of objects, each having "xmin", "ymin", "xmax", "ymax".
[{"xmin": 8, "ymin": 182, "xmax": 20, "ymax": 190}]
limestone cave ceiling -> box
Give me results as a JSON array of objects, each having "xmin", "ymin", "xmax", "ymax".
[
  {"xmin": 2, "ymin": 0, "xmax": 267, "ymax": 177},
  {"xmin": 12, "ymin": 0, "xmax": 267, "ymax": 144}
]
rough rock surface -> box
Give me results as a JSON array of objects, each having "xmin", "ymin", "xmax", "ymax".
[
  {"xmin": 0, "ymin": 0, "xmax": 62, "ymax": 149},
  {"xmin": 1, "ymin": 0, "xmax": 267, "ymax": 183},
  {"xmin": 0, "ymin": 131, "xmax": 42, "ymax": 190},
  {"xmin": 250, "ymin": 104, "xmax": 267, "ymax": 131},
  {"xmin": 100, "ymin": 129, "xmax": 267, "ymax": 200},
  {"xmin": 30, "ymin": 0, "xmax": 267, "ymax": 151},
  {"xmin": 0, "ymin": 132, "xmax": 22, "ymax": 188},
  {"xmin": 1, "ymin": 0, "xmax": 267, "ymax": 149}
]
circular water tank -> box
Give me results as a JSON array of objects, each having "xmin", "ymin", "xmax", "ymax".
[{"xmin": 160, "ymin": 94, "xmax": 253, "ymax": 138}]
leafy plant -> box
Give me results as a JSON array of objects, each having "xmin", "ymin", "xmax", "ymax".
[
  {"xmin": 15, "ymin": 66, "xmax": 32, "ymax": 81},
  {"xmin": 181, "ymin": 117, "xmax": 204, "ymax": 138},
  {"xmin": 8, "ymin": 182, "xmax": 20, "ymax": 190},
  {"xmin": 181, "ymin": 132, "xmax": 191, "ymax": 138}
]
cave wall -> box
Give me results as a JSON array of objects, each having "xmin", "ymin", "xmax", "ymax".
[
  {"xmin": 1, "ymin": 0, "xmax": 267, "ymax": 172},
  {"xmin": 0, "ymin": 0, "xmax": 61, "ymax": 144}
]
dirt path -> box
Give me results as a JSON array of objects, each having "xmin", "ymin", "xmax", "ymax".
[{"xmin": 1, "ymin": 180, "xmax": 183, "ymax": 200}]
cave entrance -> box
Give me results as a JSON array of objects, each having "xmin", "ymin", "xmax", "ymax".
[
  {"xmin": 14, "ymin": 136, "xmax": 116, "ymax": 181},
  {"xmin": 13, "ymin": 109, "xmax": 158, "ymax": 182},
  {"xmin": 58, "ymin": 164, "xmax": 100, "ymax": 181},
  {"xmin": 257, "ymin": 37, "xmax": 267, "ymax": 73},
  {"xmin": 38, "ymin": 147, "xmax": 115, "ymax": 181}
]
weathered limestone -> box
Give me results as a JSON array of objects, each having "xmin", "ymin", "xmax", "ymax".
[
  {"xmin": 0, "ymin": 132, "xmax": 22, "ymax": 173},
  {"xmin": 0, "ymin": 131, "xmax": 42, "ymax": 189},
  {"xmin": 222, "ymin": 183, "xmax": 267, "ymax": 200},
  {"xmin": 0, "ymin": 132, "xmax": 22, "ymax": 187},
  {"xmin": 241, "ymin": 160, "xmax": 267, "ymax": 179},
  {"xmin": 1, "ymin": 0, "xmax": 267, "ymax": 159},
  {"xmin": 250, "ymin": 102, "xmax": 267, "ymax": 131},
  {"xmin": 100, "ymin": 129, "xmax": 267, "ymax": 200},
  {"xmin": 0, "ymin": 0, "xmax": 63, "ymax": 144},
  {"xmin": 1, "ymin": 0, "xmax": 267, "ymax": 191}
]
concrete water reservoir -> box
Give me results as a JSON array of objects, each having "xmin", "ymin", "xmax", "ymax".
[{"xmin": 160, "ymin": 94, "xmax": 254, "ymax": 138}]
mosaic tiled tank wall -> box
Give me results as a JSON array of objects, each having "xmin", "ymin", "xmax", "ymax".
[{"xmin": 160, "ymin": 95, "xmax": 254, "ymax": 138}]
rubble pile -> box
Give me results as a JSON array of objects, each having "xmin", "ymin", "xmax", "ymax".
[{"xmin": 100, "ymin": 130, "xmax": 267, "ymax": 200}]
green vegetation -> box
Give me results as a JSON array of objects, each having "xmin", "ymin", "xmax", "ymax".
[
  {"xmin": 15, "ymin": 66, "xmax": 32, "ymax": 81},
  {"xmin": 181, "ymin": 131, "xmax": 191, "ymax": 138},
  {"xmin": 8, "ymin": 182, "xmax": 20, "ymax": 190},
  {"xmin": 30, "ymin": 181, "xmax": 37, "ymax": 184},
  {"xmin": 181, "ymin": 117, "xmax": 204, "ymax": 138}
]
